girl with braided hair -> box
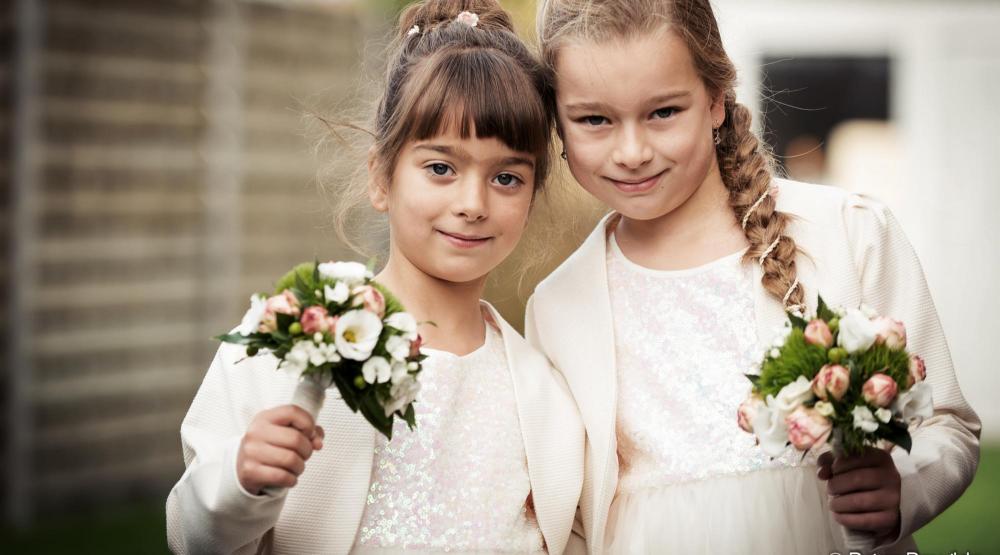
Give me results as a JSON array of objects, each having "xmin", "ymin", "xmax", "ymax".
[
  {"xmin": 166, "ymin": 1, "xmax": 584, "ymax": 552},
  {"xmin": 527, "ymin": 1, "xmax": 979, "ymax": 553}
]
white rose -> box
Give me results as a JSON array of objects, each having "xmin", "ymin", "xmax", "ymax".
[
  {"xmin": 334, "ymin": 310, "xmax": 383, "ymax": 361},
  {"xmin": 751, "ymin": 398, "xmax": 790, "ymax": 457},
  {"xmin": 892, "ymin": 381, "xmax": 934, "ymax": 425},
  {"xmin": 318, "ymin": 261, "xmax": 371, "ymax": 286},
  {"xmin": 390, "ymin": 360, "xmax": 409, "ymax": 384},
  {"xmin": 814, "ymin": 401, "xmax": 836, "ymax": 417},
  {"xmin": 772, "ymin": 376, "xmax": 814, "ymax": 416},
  {"xmin": 875, "ymin": 407, "xmax": 893, "ymax": 423},
  {"xmin": 385, "ymin": 312, "xmax": 418, "ymax": 341},
  {"xmin": 385, "ymin": 335, "xmax": 410, "ymax": 362},
  {"xmin": 852, "ymin": 405, "xmax": 880, "ymax": 433},
  {"xmin": 325, "ymin": 282, "xmax": 350, "ymax": 304},
  {"xmin": 279, "ymin": 340, "xmax": 312, "ymax": 375},
  {"xmin": 384, "ymin": 375, "xmax": 421, "ymax": 417},
  {"xmin": 837, "ymin": 308, "xmax": 878, "ymax": 353},
  {"xmin": 237, "ymin": 294, "xmax": 268, "ymax": 335},
  {"xmin": 362, "ymin": 356, "xmax": 391, "ymax": 384}
]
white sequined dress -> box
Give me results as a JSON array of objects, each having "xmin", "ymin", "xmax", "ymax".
[
  {"xmin": 352, "ymin": 323, "xmax": 545, "ymax": 554},
  {"xmin": 604, "ymin": 233, "xmax": 840, "ymax": 553}
]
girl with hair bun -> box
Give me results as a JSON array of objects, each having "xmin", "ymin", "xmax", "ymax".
[
  {"xmin": 166, "ymin": 1, "xmax": 584, "ymax": 553},
  {"xmin": 528, "ymin": 0, "xmax": 979, "ymax": 553}
]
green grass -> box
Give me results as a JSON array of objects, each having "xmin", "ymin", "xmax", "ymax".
[
  {"xmin": 1, "ymin": 446, "xmax": 997, "ymax": 553},
  {"xmin": 914, "ymin": 444, "xmax": 1000, "ymax": 554}
]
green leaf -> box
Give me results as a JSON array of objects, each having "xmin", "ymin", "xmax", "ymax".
[
  {"xmin": 403, "ymin": 403, "xmax": 417, "ymax": 430},
  {"xmin": 329, "ymin": 370, "xmax": 361, "ymax": 413},
  {"xmin": 359, "ymin": 392, "xmax": 394, "ymax": 440},
  {"xmin": 788, "ymin": 312, "xmax": 809, "ymax": 330},
  {"xmin": 215, "ymin": 333, "xmax": 254, "ymax": 344},
  {"xmin": 745, "ymin": 373, "xmax": 760, "ymax": 387},
  {"xmin": 274, "ymin": 262, "xmax": 317, "ymax": 295},
  {"xmin": 313, "ymin": 259, "xmax": 321, "ymax": 284},
  {"xmin": 817, "ymin": 295, "xmax": 837, "ymax": 322},
  {"xmin": 884, "ymin": 421, "xmax": 913, "ymax": 453},
  {"xmin": 276, "ymin": 312, "xmax": 295, "ymax": 333}
]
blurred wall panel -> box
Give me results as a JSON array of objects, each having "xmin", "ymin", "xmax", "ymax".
[{"xmin": 3, "ymin": 0, "xmax": 363, "ymax": 524}]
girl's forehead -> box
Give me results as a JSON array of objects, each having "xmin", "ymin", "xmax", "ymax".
[{"xmin": 554, "ymin": 30, "xmax": 702, "ymax": 102}]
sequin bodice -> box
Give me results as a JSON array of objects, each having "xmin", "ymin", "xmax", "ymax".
[
  {"xmin": 607, "ymin": 235, "xmax": 801, "ymax": 495},
  {"xmin": 353, "ymin": 324, "xmax": 545, "ymax": 553}
]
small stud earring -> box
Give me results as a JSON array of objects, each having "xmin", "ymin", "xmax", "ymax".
[
  {"xmin": 713, "ymin": 127, "xmax": 721, "ymax": 146},
  {"xmin": 560, "ymin": 150, "xmax": 568, "ymax": 160}
]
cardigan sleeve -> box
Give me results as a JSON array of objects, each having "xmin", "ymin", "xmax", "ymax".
[
  {"xmin": 843, "ymin": 194, "xmax": 981, "ymax": 545},
  {"xmin": 166, "ymin": 343, "xmax": 287, "ymax": 554}
]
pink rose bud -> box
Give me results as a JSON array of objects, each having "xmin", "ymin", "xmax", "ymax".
[
  {"xmin": 907, "ymin": 355, "xmax": 927, "ymax": 388},
  {"xmin": 410, "ymin": 334, "xmax": 423, "ymax": 358},
  {"xmin": 258, "ymin": 290, "xmax": 302, "ymax": 332},
  {"xmin": 352, "ymin": 285, "xmax": 386, "ymax": 319},
  {"xmin": 300, "ymin": 305, "xmax": 334, "ymax": 335},
  {"xmin": 811, "ymin": 364, "xmax": 850, "ymax": 401},
  {"xmin": 862, "ymin": 373, "xmax": 898, "ymax": 407},
  {"xmin": 804, "ymin": 319, "xmax": 833, "ymax": 348},
  {"xmin": 785, "ymin": 406, "xmax": 832, "ymax": 451},
  {"xmin": 872, "ymin": 317, "xmax": 907, "ymax": 349},
  {"xmin": 737, "ymin": 396, "xmax": 764, "ymax": 433}
]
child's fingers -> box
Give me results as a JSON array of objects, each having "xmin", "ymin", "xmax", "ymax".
[
  {"xmin": 253, "ymin": 464, "xmax": 299, "ymax": 490},
  {"xmin": 830, "ymin": 448, "xmax": 889, "ymax": 474},
  {"xmin": 311, "ymin": 425, "xmax": 325, "ymax": 451},
  {"xmin": 828, "ymin": 489, "xmax": 899, "ymax": 514},
  {"xmin": 816, "ymin": 452, "xmax": 834, "ymax": 480},
  {"xmin": 262, "ymin": 425, "xmax": 314, "ymax": 461},
  {"xmin": 265, "ymin": 405, "xmax": 316, "ymax": 436},
  {"xmin": 826, "ymin": 467, "xmax": 885, "ymax": 496},
  {"xmin": 832, "ymin": 509, "xmax": 898, "ymax": 531},
  {"xmin": 252, "ymin": 444, "xmax": 307, "ymax": 476}
]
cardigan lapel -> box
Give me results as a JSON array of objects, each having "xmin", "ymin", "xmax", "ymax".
[
  {"xmin": 484, "ymin": 302, "xmax": 579, "ymax": 553},
  {"xmin": 541, "ymin": 213, "xmax": 619, "ymax": 551}
]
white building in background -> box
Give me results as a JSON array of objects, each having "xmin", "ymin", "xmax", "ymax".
[{"xmin": 716, "ymin": 0, "xmax": 1000, "ymax": 439}]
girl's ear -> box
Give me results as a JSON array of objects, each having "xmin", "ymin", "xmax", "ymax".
[
  {"xmin": 710, "ymin": 91, "xmax": 726, "ymax": 128},
  {"xmin": 367, "ymin": 146, "xmax": 389, "ymax": 213}
]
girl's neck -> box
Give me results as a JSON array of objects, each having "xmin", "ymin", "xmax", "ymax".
[
  {"xmin": 375, "ymin": 250, "xmax": 488, "ymax": 356},
  {"xmin": 615, "ymin": 166, "xmax": 748, "ymax": 271}
]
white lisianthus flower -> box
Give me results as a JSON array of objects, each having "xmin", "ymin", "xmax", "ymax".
[
  {"xmin": 772, "ymin": 376, "xmax": 814, "ymax": 416},
  {"xmin": 385, "ymin": 312, "xmax": 418, "ymax": 341},
  {"xmin": 237, "ymin": 294, "xmax": 268, "ymax": 335},
  {"xmin": 852, "ymin": 405, "xmax": 880, "ymax": 433},
  {"xmin": 892, "ymin": 381, "xmax": 934, "ymax": 425},
  {"xmin": 390, "ymin": 360, "xmax": 409, "ymax": 384},
  {"xmin": 814, "ymin": 401, "xmax": 836, "ymax": 417},
  {"xmin": 280, "ymin": 340, "xmax": 313, "ymax": 375},
  {"xmin": 334, "ymin": 310, "xmax": 383, "ymax": 360},
  {"xmin": 837, "ymin": 308, "xmax": 878, "ymax": 353},
  {"xmin": 875, "ymin": 407, "xmax": 893, "ymax": 423},
  {"xmin": 751, "ymin": 397, "xmax": 790, "ymax": 457},
  {"xmin": 318, "ymin": 261, "xmax": 371, "ymax": 286},
  {"xmin": 325, "ymin": 282, "xmax": 350, "ymax": 304},
  {"xmin": 385, "ymin": 335, "xmax": 410, "ymax": 362},
  {"xmin": 362, "ymin": 356, "xmax": 391, "ymax": 384},
  {"xmin": 384, "ymin": 375, "xmax": 421, "ymax": 417}
]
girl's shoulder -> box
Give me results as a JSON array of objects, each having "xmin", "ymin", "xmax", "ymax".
[{"xmin": 775, "ymin": 178, "xmax": 898, "ymax": 244}]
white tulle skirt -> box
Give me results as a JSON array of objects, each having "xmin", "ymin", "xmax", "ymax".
[{"xmin": 605, "ymin": 465, "xmax": 845, "ymax": 554}]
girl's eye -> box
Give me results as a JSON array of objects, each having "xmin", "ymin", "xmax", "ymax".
[
  {"xmin": 652, "ymin": 107, "xmax": 677, "ymax": 119},
  {"xmin": 494, "ymin": 173, "xmax": 523, "ymax": 188},
  {"xmin": 428, "ymin": 163, "xmax": 452, "ymax": 176},
  {"xmin": 583, "ymin": 115, "xmax": 608, "ymax": 126}
]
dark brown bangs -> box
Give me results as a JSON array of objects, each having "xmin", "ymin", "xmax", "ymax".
[{"xmin": 390, "ymin": 46, "xmax": 552, "ymax": 187}]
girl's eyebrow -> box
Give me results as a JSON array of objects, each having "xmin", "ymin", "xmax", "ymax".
[
  {"xmin": 563, "ymin": 92, "xmax": 692, "ymax": 113},
  {"xmin": 414, "ymin": 144, "xmax": 534, "ymax": 169}
]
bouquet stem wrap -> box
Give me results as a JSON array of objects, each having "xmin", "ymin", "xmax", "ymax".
[{"xmin": 289, "ymin": 371, "xmax": 333, "ymax": 420}]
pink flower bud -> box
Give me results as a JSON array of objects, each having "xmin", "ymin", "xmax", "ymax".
[
  {"xmin": 907, "ymin": 355, "xmax": 927, "ymax": 388},
  {"xmin": 737, "ymin": 396, "xmax": 764, "ymax": 433},
  {"xmin": 258, "ymin": 290, "xmax": 301, "ymax": 333},
  {"xmin": 862, "ymin": 373, "xmax": 898, "ymax": 407},
  {"xmin": 300, "ymin": 305, "xmax": 335, "ymax": 335},
  {"xmin": 785, "ymin": 406, "xmax": 832, "ymax": 451},
  {"xmin": 410, "ymin": 334, "xmax": 423, "ymax": 358},
  {"xmin": 811, "ymin": 364, "xmax": 850, "ymax": 401},
  {"xmin": 872, "ymin": 317, "xmax": 907, "ymax": 349},
  {"xmin": 804, "ymin": 319, "xmax": 833, "ymax": 348},
  {"xmin": 352, "ymin": 285, "xmax": 386, "ymax": 319}
]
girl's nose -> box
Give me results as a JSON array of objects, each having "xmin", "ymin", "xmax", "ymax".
[
  {"xmin": 452, "ymin": 178, "xmax": 488, "ymax": 222},
  {"xmin": 611, "ymin": 124, "xmax": 653, "ymax": 169}
]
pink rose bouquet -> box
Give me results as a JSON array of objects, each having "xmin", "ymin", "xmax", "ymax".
[
  {"xmin": 739, "ymin": 296, "xmax": 933, "ymax": 458},
  {"xmin": 217, "ymin": 260, "xmax": 425, "ymax": 439}
]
